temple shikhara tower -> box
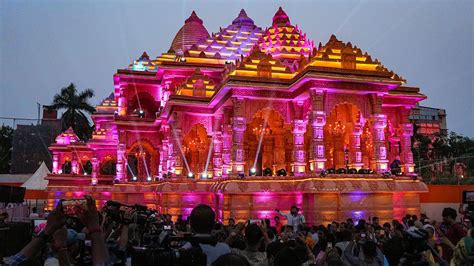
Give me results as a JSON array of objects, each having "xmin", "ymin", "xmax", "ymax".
[{"xmin": 47, "ymin": 8, "xmax": 428, "ymax": 224}]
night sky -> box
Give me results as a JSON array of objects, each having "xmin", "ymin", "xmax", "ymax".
[{"xmin": 1, "ymin": 0, "xmax": 472, "ymax": 136}]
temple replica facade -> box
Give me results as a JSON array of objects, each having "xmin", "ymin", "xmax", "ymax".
[{"xmin": 47, "ymin": 8, "xmax": 428, "ymax": 225}]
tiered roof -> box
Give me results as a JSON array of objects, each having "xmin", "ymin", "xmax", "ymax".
[
  {"xmin": 175, "ymin": 68, "xmax": 217, "ymax": 97},
  {"xmin": 258, "ymin": 7, "xmax": 314, "ymax": 72},
  {"xmin": 128, "ymin": 52, "xmax": 157, "ymax": 71},
  {"xmin": 182, "ymin": 9, "xmax": 263, "ymax": 64},
  {"xmin": 230, "ymin": 45, "xmax": 294, "ymax": 79},
  {"xmin": 55, "ymin": 127, "xmax": 79, "ymax": 145},
  {"xmin": 95, "ymin": 93, "xmax": 117, "ymax": 114},
  {"xmin": 310, "ymin": 35, "xmax": 405, "ymax": 82}
]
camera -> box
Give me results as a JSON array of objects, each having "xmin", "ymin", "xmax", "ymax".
[
  {"xmin": 62, "ymin": 199, "xmax": 87, "ymax": 217},
  {"xmin": 131, "ymin": 235, "xmax": 212, "ymax": 266},
  {"xmin": 104, "ymin": 200, "xmax": 149, "ymax": 225}
]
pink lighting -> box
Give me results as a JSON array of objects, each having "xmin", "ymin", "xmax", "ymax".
[{"xmin": 45, "ymin": 7, "xmax": 427, "ymax": 226}]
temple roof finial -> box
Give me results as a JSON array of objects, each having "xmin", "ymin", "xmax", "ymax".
[
  {"xmin": 185, "ymin": 10, "xmax": 203, "ymax": 24},
  {"xmin": 272, "ymin": 6, "xmax": 290, "ymax": 26},
  {"xmin": 232, "ymin": 8, "xmax": 255, "ymax": 25}
]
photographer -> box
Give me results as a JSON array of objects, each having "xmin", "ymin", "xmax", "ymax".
[{"xmin": 183, "ymin": 204, "xmax": 231, "ymax": 265}]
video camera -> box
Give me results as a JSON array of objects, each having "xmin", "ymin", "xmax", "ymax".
[
  {"xmin": 104, "ymin": 200, "xmax": 149, "ymax": 225},
  {"xmin": 131, "ymin": 235, "xmax": 211, "ymax": 266}
]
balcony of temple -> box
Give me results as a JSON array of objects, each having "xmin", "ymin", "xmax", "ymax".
[
  {"xmin": 309, "ymin": 34, "xmax": 405, "ymax": 83},
  {"xmin": 174, "ymin": 68, "xmax": 218, "ymax": 98},
  {"xmin": 229, "ymin": 45, "xmax": 294, "ymax": 80},
  {"xmin": 258, "ymin": 7, "xmax": 314, "ymax": 72},
  {"xmin": 127, "ymin": 51, "xmax": 157, "ymax": 72}
]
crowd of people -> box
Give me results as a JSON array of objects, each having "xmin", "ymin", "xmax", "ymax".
[{"xmin": 1, "ymin": 196, "xmax": 473, "ymax": 266}]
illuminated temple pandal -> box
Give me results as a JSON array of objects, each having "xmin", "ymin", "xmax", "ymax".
[{"xmin": 47, "ymin": 8, "xmax": 428, "ymax": 225}]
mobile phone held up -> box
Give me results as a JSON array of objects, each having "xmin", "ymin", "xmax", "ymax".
[{"xmin": 62, "ymin": 199, "xmax": 88, "ymax": 217}]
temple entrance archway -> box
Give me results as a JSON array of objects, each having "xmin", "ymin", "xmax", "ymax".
[
  {"xmin": 127, "ymin": 140, "xmax": 158, "ymax": 181},
  {"xmin": 244, "ymin": 108, "xmax": 293, "ymax": 175},
  {"xmin": 183, "ymin": 124, "xmax": 210, "ymax": 177},
  {"xmin": 324, "ymin": 103, "xmax": 364, "ymax": 169}
]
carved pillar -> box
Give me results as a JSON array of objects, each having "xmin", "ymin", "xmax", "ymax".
[
  {"xmin": 71, "ymin": 153, "xmax": 78, "ymax": 175},
  {"xmin": 292, "ymin": 120, "xmax": 307, "ymax": 175},
  {"xmin": 52, "ymin": 153, "xmax": 59, "ymax": 174},
  {"xmin": 160, "ymin": 140, "xmax": 169, "ymax": 174},
  {"xmin": 232, "ymin": 98, "xmax": 246, "ymax": 174},
  {"xmin": 372, "ymin": 114, "xmax": 389, "ymax": 173},
  {"xmin": 170, "ymin": 122, "xmax": 184, "ymax": 178},
  {"xmin": 210, "ymin": 115, "xmax": 223, "ymax": 178},
  {"xmin": 273, "ymin": 129, "xmax": 286, "ymax": 171},
  {"xmin": 310, "ymin": 90, "xmax": 326, "ymax": 172},
  {"xmin": 351, "ymin": 124, "xmax": 364, "ymax": 169},
  {"xmin": 116, "ymin": 143, "xmax": 126, "ymax": 182},
  {"xmin": 91, "ymin": 157, "xmax": 99, "ymax": 185},
  {"xmin": 389, "ymin": 137, "xmax": 401, "ymax": 163},
  {"xmin": 117, "ymin": 86, "xmax": 127, "ymax": 116},
  {"xmin": 400, "ymin": 122, "xmax": 415, "ymax": 175}
]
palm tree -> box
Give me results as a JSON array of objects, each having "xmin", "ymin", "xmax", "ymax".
[{"xmin": 50, "ymin": 83, "xmax": 96, "ymax": 140}]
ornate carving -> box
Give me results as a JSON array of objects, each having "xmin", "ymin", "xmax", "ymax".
[
  {"xmin": 368, "ymin": 181, "xmax": 379, "ymax": 191},
  {"xmin": 170, "ymin": 183, "xmax": 180, "ymax": 192},
  {"xmin": 187, "ymin": 182, "xmax": 197, "ymax": 191},
  {"xmin": 336, "ymin": 181, "xmax": 347, "ymax": 192},
  {"xmin": 260, "ymin": 182, "xmax": 271, "ymax": 192},
  {"xmin": 387, "ymin": 181, "xmax": 396, "ymax": 191},
  {"xmin": 238, "ymin": 182, "xmax": 249, "ymax": 192},
  {"xmin": 280, "ymin": 182, "xmax": 295, "ymax": 192},
  {"xmin": 350, "ymin": 180, "xmax": 362, "ymax": 191}
]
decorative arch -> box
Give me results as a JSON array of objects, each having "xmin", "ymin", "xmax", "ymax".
[
  {"xmin": 325, "ymin": 94, "xmax": 368, "ymax": 119},
  {"xmin": 127, "ymin": 139, "xmax": 159, "ymax": 180},
  {"xmin": 182, "ymin": 124, "xmax": 211, "ymax": 176},
  {"xmin": 324, "ymin": 103, "xmax": 364, "ymax": 169},
  {"xmin": 181, "ymin": 114, "xmax": 213, "ymax": 137},
  {"xmin": 244, "ymin": 108, "xmax": 293, "ymax": 175},
  {"xmin": 245, "ymin": 101, "xmax": 291, "ymax": 124},
  {"xmin": 128, "ymin": 91, "xmax": 159, "ymax": 118},
  {"xmin": 100, "ymin": 155, "xmax": 117, "ymax": 175}
]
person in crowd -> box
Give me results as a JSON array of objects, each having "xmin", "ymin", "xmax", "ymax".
[
  {"xmin": 344, "ymin": 238, "xmax": 385, "ymax": 265},
  {"xmin": 0, "ymin": 212, "xmax": 9, "ymax": 226},
  {"xmin": 314, "ymin": 237, "xmax": 328, "ymax": 266},
  {"xmin": 228, "ymin": 223, "xmax": 270, "ymax": 265},
  {"xmin": 29, "ymin": 206, "xmax": 40, "ymax": 219},
  {"xmin": 382, "ymin": 222, "xmax": 405, "ymax": 265},
  {"xmin": 274, "ymin": 216, "xmax": 283, "ymax": 235},
  {"xmin": 186, "ymin": 204, "xmax": 231, "ymax": 266},
  {"xmin": 372, "ymin": 216, "xmax": 382, "ymax": 231},
  {"xmin": 438, "ymin": 207, "xmax": 467, "ymax": 262},
  {"xmin": 451, "ymin": 221, "xmax": 474, "ymax": 265},
  {"xmin": 275, "ymin": 206, "xmax": 306, "ymax": 232},
  {"xmin": 176, "ymin": 214, "xmax": 187, "ymax": 232},
  {"xmin": 212, "ymin": 253, "xmax": 250, "ymax": 266},
  {"xmin": 3, "ymin": 195, "xmax": 110, "ymax": 265}
]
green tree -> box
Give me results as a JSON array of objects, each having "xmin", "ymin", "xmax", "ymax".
[
  {"xmin": 50, "ymin": 83, "xmax": 95, "ymax": 140},
  {"xmin": 0, "ymin": 125, "xmax": 14, "ymax": 173}
]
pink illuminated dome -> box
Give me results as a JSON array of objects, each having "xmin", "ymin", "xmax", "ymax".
[{"xmin": 170, "ymin": 11, "xmax": 210, "ymax": 54}]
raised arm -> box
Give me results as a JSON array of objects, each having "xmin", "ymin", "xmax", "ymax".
[{"xmin": 79, "ymin": 195, "xmax": 110, "ymax": 265}]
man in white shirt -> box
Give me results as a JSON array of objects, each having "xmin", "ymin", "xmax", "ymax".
[{"xmin": 275, "ymin": 205, "xmax": 305, "ymax": 232}]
